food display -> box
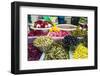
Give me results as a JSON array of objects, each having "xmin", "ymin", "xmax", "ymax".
[
  {"xmin": 33, "ymin": 36, "xmax": 53, "ymax": 51},
  {"xmin": 28, "ymin": 15, "xmax": 88, "ymax": 61},
  {"xmin": 71, "ymin": 26, "xmax": 87, "ymax": 37},
  {"xmin": 49, "ymin": 26, "xmax": 60, "ymax": 32},
  {"xmin": 71, "ymin": 26, "xmax": 88, "ymax": 48},
  {"xmin": 73, "ymin": 44, "xmax": 88, "ymax": 59},
  {"xmin": 28, "ymin": 43, "xmax": 42, "ymax": 61},
  {"xmin": 34, "ymin": 20, "xmax": 52, "ymax": 28},
  {"xmin": 28, "ymin": 30, "xmax": 48, "ymax": 36},
  {"xmin": 44, "ymin": 42, "xmax": 68, "ymax": 60},
  {"xmin": 62, "ymin": 35, "xmax": 79, "ymax": 47},
  {"xmin": 48, "ymin": 30, "xmax": 71, "ymax": 37}
]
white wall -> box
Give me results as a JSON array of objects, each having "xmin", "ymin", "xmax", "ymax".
[{"xmin": 0, "ymin": 0, "xmax": 99, "ymax": 76}]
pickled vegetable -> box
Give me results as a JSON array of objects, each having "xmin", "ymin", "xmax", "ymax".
[
  {"xmin": 71, "ymin": 26, "xmax": 87, "ymax": 37},
  {"xmin": 28, "ymin": 43, "xmax": 42, "ymax": 61},
  {"xmin": 49, "ymin": 26, "xmax": 60, "ymax": 32},
  {"xmin": 33, "ymin": 36, "xmax": 53, "ymax": 50},
  {"xmin": 44, "ymin": 42, "xmax": 68, "ymax": 60},
  {"xmin": 73, "ymin": 44, "xmax": 88, "ymax": 59},
  {"xmin": 48, "ymin": 30, "xmax": 71, "ymax": 37}
]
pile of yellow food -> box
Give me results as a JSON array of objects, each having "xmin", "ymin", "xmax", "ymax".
[
  {"xmin": 73, "ymin": 44, "xmax": 88, "ymax": 59},
  {"xmin": 49, "ymin": 26, "xmax": 60, "ymax": 32}
]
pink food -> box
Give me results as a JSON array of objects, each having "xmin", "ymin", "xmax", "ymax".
[{"xmin": 48, "ymin": 30, "xmax": 71, "ymax": 37}]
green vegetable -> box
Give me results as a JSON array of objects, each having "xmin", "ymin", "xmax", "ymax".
[
  {"xmin": 33, "ymin": 36, "xmax": 53, "ymax": 51},
  {"xmin": 79, "ymin": 17, "xmax": 87, "ymax": 24},
  {"xmin": 71, "ymin": 26, "xmax": 87, "ymax": 37},
  {"xmin": 44, "ymin": 42, "xmax": 68, "ymax": 60}
]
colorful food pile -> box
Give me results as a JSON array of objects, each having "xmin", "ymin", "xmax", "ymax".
[
  {"xmin": 34, "ymin": 20, "xmax": 52, "ymax": 28},
  {"xmin": 31, "ymin": 36, "xmax": 69, "ymax": 60},
  {"xmin": 48, "ymin": 30, "xmax": 71, "ymax": 37},
  {"xmin": 49, "ymin": 26, "xmax": 60, "ymax": 32},
  {"xmin": 71, "ymin": 26, "xmax": 88, "ymax": 48},
  {"xmin": 71, "ymin": 26, "xmax": 87, "ymax": 37},
  {"xmin": 28, "ymin": 43, "xmax": 42, "ymax": 61},
  {"xmin": 62, "ymin": 35, "xmax": 79, "ymax": 47},
  {"xmin": 28, "ymin": 18, "xmax": 88, "ymax": 60},
  {"xmin": 44, "ymin": 42, "xmax": 68, "ymax": 60},
  {"xmin": 73, "ymin": 44, "xmax": 88, "ymax": 59},
  {"xmin": 33, "ymin": 36, "xmax": 53, "ymax": 51}
]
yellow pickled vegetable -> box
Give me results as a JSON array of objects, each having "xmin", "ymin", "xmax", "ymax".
[
  {"xmin": 49, "ymin": 26, "xmax": 60, "ymax": 32},
  {"xmin": 73, "ymin": 44, "xmax": 88, "ymax": 59}
]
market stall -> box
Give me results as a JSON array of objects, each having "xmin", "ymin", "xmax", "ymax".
[{"xmin": 28, "ymin": 15, "xmax": 88, "ymax": 61}]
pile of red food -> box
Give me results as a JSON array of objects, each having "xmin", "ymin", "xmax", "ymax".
[
  {"xmin": 34, "ymin": 20, "xmax": 52, "ymax": 28},
  {"xmin": 48, "ymin": 30, "xmax": 71, "ymax": 37},
  {"xmin": 28, "ymin": 30, "xmax": 48, "ymax": 36},
  {"xmin": 28, "ymin": 43, "xmax": 42, "ymax": 61}
]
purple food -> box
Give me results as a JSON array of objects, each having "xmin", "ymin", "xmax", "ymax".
[{"xmin": 28, "ymin": 43, "xmax": 42, "ymax": 61}]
